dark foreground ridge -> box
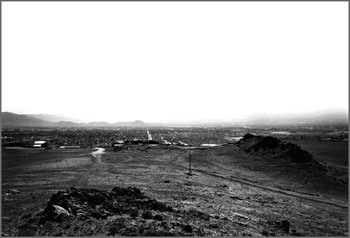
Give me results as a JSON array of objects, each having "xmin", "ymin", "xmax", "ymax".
[{"xmin": 20, "ymin": 186, "xmax": 282, "ymax": 236}]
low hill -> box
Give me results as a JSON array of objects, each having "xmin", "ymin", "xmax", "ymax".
[
  {"xmin": 235, "ymin": 133, "xmax": 347, "ymax": 185},
  {"xmin": 236, "ymin": 133, "xmax": 314, "ymax": 163},
  {"xmin": 1, "ymin": 112, "xmax": 53, "ymax": 128}
]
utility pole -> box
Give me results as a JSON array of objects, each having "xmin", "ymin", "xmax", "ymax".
[{"xmin": 188, "ymin": 151, "xmax": 192, "ymax": 176}]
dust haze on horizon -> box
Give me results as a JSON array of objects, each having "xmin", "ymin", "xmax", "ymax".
[{"xmin": 2, "ymin": 2, "xmax": 348, "ymax": 123}]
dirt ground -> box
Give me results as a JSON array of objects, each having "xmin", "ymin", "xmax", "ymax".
[{"xmin": 1, "ymin": 142, "xmax": 348, "ymax": 236}]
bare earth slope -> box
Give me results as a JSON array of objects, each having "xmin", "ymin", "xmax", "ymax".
[{"xmin": 2, "ymin": 141, "xmax": 348, "ymax": 236}]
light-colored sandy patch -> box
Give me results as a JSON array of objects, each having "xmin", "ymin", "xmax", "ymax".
[{"xmin": 26, "ymin": 157, "xmax": 92, "ymax": 170}]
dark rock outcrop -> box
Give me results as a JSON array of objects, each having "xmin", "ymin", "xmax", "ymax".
[
  {"xmin": 237, "ymin": 134, "xmax": 313, "ymax": 163},
  {"xmin": 19, "ymin": 186, "xmax": 228, "ymax": 236},
  {"xmin": 39, "ymin": 187, "xmax": 172, "ymax": 224}
]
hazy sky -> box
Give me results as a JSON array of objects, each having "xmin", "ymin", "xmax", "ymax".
[{"xmin": 2, "ymin": 2, "xmax": 348, "ymax": 123}]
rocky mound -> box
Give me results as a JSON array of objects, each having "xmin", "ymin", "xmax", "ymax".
[
  {"xmin": 236, "ymin": 134, "xmax": 348, "ymax": 186},
  {"xmin": 17, "ymin": 187, "xmax": 232, "ymax": 236},
  {"xmin": 237, "ymin": 133, "xmax": 313, "ymax": 163},
  {"xmin": 39, "ymin": 187, "xmax": 173, "ymax": 223}
]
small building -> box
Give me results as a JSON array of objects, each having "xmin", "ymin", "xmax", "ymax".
[
  {"xmin": 147, "ymin": 130, "xmax": 153, "ymax": 141},
  {"xmin": 112, "ymin": 140, "xmax": 125, "ymax": 146},
  {"xmin": 60, "ymin": 145, "xmax": 80, "ymax": 149},
  {"xmin": 112, "ymin": 140, "xmax": 125, "ymax": 151},
  {"xmin": 33, "ymin": 141, "xmax": 48, "ymax": 148},
  {"xmin": 177, "ymin": 141, "xmax": 189, "ymax": 146},
  {"xmin": 200, "ymin": 143, "xmax": 221, "ymax": 147},
  {"xmin": 129, "ymin": 139, "xmax": 143, "ymax": 145},
  {"xmin": 160, "ymin": 136, "xmax": 172, "ymax": 145}
]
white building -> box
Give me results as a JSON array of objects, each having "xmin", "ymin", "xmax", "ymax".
[
  {"xmin": 147, "ymin": 130, "xmax": 153, "ymax": 141},
  {"xmin": 33, "ymin": 141, "xmax": 47, "ymax": 148}
]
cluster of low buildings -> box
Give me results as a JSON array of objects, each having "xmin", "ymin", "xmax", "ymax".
[
  {"xmin": 111, "ymin": 130, "xmax": 190, "ymax": 151},
  {"xmin": 31, "ymin": 141, "xmax": 81, "ymax": 149},
  {"xmin": 28, "ymin": 130, "xmax": 190, "ymax": 151}
]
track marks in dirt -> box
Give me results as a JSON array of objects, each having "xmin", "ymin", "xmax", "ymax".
[
  {"xmin": 143, "ymin": 148, "xmax": 349, "ymax": 210},
  {"xmin": 194, "ymin": 169, "xmax": 348, "ymax": 210}
]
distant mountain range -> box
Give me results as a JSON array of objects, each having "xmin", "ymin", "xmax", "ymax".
[
  {"xmin": 241, "ymin": 110, "xmax": 349, "ymax": 127},
  {"xmin": 1, "ymin": 110, "xmax": 348, "ymax": 128},
  {"xmin": 1, "ymin": 112, "xmax": 147, "ymax": 128},
  {"xmin": 26, "ymin": 114, "xmax": 84, "ymax": 123}
]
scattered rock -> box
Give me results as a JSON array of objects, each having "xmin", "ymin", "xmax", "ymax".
[
  {"xmin": 141, "ymin": 210, "xmax": 153, "ymax": 219},
  {"xmin": 108, "ymin": 219, "xmax": 127, "ymax": 236},
  {"xmin": 185, "ymin": 209, "xmax": 210, "ymax": 221},
  {"xmin": 209, "ymin": 222, "xmax": 219, "ymax": 229},
  {"xmin": 148, "ymin": 200, "xmax": 173, "ymax": 212},
  {"xmin": 183, "ymin": 224, "xmax": 193, "ymax": 233},
  {"xmin": 17, "ymin": 186, "xmax": 242, "ymax": 236},
  {"xmin": 153, "ymin": 214, "xmax": 163, "ymax": 221},
  {"xmin": 7, "ymin": 189, "xmax": 20, "ymax": 194},
  {"xmin": 41, "ymin": 205, "xmax": 71, "ymax": 222},
  {"xmin": 120, "ymin": 225, "xmax": 138, "ymax": 236},
  {"xmin": 270, "ymin": 220, "xmax": 291, "ymax": 233},
  {"xmin": 129, "ymin": 209, "xmax": 138, "ymax": 218},
  {"xmin": 184, "ymin": 182, "xmax": 192, "ymax": 186},
  {"xmin": 230, "ymin": 196, "xmax": 243, "ymax": 200},
  {"xmin": 281, "ymin": 220, "xmax": 290, "ymax": 233},
  {"xmin": 290, "ymin": 229, "xmax": 302, "ymax": 236}
]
